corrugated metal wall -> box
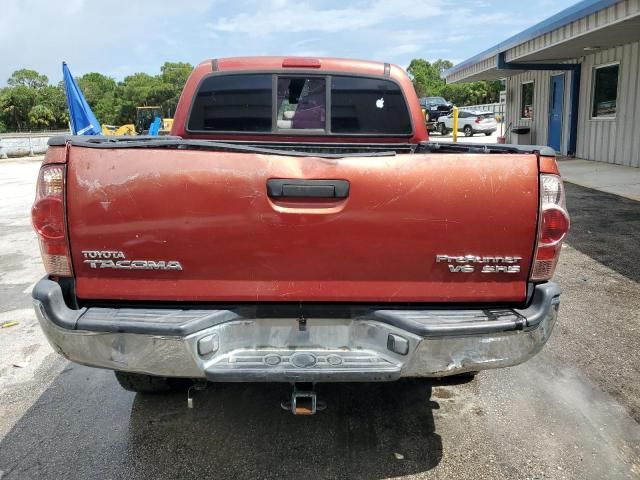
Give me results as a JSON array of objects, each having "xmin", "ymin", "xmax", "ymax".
[
  {"xmin": 576, "ymin": 40, "xmax": 640, "ymax": 167},
  {"xmin": 504, "ymin": 70, "xmax": 572, "ymax": 155},
  {"xmin": 504, "ymin": 39, "xmax": 640, "ymax": 166}
]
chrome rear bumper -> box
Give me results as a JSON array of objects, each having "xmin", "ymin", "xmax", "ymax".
[{"xmin": 33, "ymin": 279, "xmax": 560, "ymax": 381}]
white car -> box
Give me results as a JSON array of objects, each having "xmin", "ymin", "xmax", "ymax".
[{"xmin": 437, "ymin": 110, "xmax": 498, "ymax": 137}]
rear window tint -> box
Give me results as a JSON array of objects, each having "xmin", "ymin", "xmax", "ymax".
[
  {"xmin": 188, "ymin": 74, "xmax": 272, "ymax": 132},
  {"xmin": 188, "ymin": 73, "xmax": 412, "ymax": 135},
  {"xmin": 331, "ymin": 77, "xmax": 411, "ymax": 134},
  {"xmin": 479, "ymin": 113, "xmax": 495, "ymax": 119}
]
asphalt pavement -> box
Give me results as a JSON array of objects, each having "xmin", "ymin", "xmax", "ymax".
[{"xmin": 0, "ymin": 157, "xmax": 639, "ymax": 480}]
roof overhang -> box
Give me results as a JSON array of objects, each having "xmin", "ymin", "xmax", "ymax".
[{"xmin": 445, "ymin": 0, "xmax": 640, "ymax": 83}]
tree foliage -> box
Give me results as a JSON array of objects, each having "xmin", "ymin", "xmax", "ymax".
[
  {"xmin": 159, "ymin": 62, "xmax": 193, "ymax": 115},
  {"xmin": 28, "ymin": 104, "xmax": 56, "ymax": 128},
  {"xmin": 407, "ymin": 58, "xmax": 501, "ymax": 106},
  {"xmin": 7, "ymin": 69, "xmax": 49, "ymax": 89},
  {"xmin": 0, "ymin": 62, "xmax": 194, "ymax": 132},
  {"xmin": 77, "ymin": 73, "xmax": 118, "ymax": 125},
  {"xmin": 0, "ymin": 86, "xmax": 37, "ymax": 131}
]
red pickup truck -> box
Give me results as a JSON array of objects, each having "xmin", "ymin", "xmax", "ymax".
[{"xmin": 31, "ymin": 57, "xmax": 568, "ymax": 414}]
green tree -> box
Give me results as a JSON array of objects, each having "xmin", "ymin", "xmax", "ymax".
[
  {"xmin": 28, "ymin": 104, "xmax": 56, "ymax": 127},
  {"xmin": 115, "ymin": 73, "xmax": 171, "ymax": 124},
  {"xmin": 7, "ymin": 69, "xmax": 49, "ymax": 89},
  {"xmin": 0, "ymin": 91, "xmax": 7, "ymax": 131},
  {"xmin": 407, "ymin": 58, "xmax": 502, "ymax": 106},
  {"xmin": 78, "ymin": 73, "xmax": 117, "ymax": 104},
  {"xmin": 37, "ymin": 84, "xmax": 69, "ymax": 127},
  {"xmin": 0, "ymin": 85, "xmax": 37, "ymax": 130},
  {"xmin": 78, "ymin": 73, "xmax": 119, "ymax": 125},
  {"xmin": 432, "ymin": 59, "xmax": 454, "ymax": 77},
  {"xmin": 121, "ymin": 73, "xmax": 171, "ymax": 106},
  {"xmin": 406, "ymin": 58, "xmax": 444, "ymax": 98},
  {"xmin": 159, "ymin": 62, "xmax": 193, "ymax": 116}
]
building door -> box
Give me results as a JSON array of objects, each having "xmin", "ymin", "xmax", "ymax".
[{"xmin": 548, "ymin": 74, "xmax": 565, "ymax": 152}]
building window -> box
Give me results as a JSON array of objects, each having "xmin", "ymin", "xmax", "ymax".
[
  {"xmin": 521, "ymin": 81, "xmax": 534, "ymax": 119},
  {"xmin": 592, "ymin": 64, "xmax": 619, "ymax": 118}
]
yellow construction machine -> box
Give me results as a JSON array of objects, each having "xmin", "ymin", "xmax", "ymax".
[{"xmin": 102, "ymin": 106, "xmax": 173, "ymax": 136}]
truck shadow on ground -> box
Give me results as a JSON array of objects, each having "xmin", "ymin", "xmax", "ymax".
[
  {"xmin": 124, "ymin": 379, "xmax": 446, "ymax": 479},
  {"xmin": 0, "ymin": 362, "xmax": 464, "ymax": 479}
]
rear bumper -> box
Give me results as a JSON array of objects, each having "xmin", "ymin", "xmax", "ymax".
[{"xmin": 33, "ymin": 279, "xmax": 560, "ymax": 381}]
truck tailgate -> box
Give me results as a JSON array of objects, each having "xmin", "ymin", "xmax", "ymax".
[{"xmin": 66, "ymin": 147, "xmax": 539, "ymax": 303}]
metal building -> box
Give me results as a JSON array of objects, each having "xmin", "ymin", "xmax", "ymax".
[{"xmin": 444, "ymin": 0, "xmax": 640, "ymax": 167}]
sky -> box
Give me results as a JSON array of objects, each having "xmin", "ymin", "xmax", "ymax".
[{"xmin": 0, "ymin": 0, "xmax": 578, "ymax": 86}]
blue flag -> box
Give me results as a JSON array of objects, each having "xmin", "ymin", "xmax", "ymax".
[{"xmin": 62, "ymin": 62, "xmax": 102, "ymax": 135}]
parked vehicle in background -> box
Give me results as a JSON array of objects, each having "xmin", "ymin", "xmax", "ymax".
[
  {"xmin": 31, "ymin": 57, "xmax": 567, "ymax": 415},
  {"xmin": 438, "ymin": 109, "xmax": 498, "ymax": 137},
  {"xmin": 419, "ymin": 96, "xmax": 453, "ymax": 133}
]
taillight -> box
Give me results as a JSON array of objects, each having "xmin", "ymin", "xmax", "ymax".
[
  {"xmin": 475, "ymin": 117, "xmax": 481, "ymax": 123},
  {"xmin": 530, "ymin": 174, "xmax": 570, "ymax": 281},
  {"xmin": 32, "ymin": 165, "xmax": 72, "ymax": 276}
]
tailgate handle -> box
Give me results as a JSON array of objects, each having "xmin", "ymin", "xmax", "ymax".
[{"xmin": 267, "ymin": 179, "xmax": 350, "ymax": 199}]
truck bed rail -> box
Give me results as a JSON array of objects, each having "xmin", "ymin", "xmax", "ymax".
[
  {"xmin": 48, "ymin": 135, "xmax": 402, "ymax": 158},
  {"xmin": 48, "ymin": 135, "xmax": 555, "ymax": 158}
]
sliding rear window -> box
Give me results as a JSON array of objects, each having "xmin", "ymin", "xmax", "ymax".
[
  {"xmin": 188, "ymin": 74, "xmax": 272, "ymax": 132},
  {"xmin": 188, "ymin": 73, "xmax": 412, "ymax": 135},
  {"xmin": 277, "ymin": 77, "xmax": 326, "ymax": 130}
]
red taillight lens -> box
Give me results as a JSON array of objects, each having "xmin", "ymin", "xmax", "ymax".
[
  {"xmin": 539, "ymin": 207, "xmax": 570, "ymax": 245},
  {"xmin": 475, "ymin": 117, "xmax": 481, "ymax": 123},
  {"xmin": 32, "ymin": 197, "xmax": 65, "ymax": 240},
  {"xmin": 530, "ymin": 174, "xmax": 570, "ymax": 281},
  {"xmin": 32, "ymin": 165, "xmax": 72, "ymax": 276}
]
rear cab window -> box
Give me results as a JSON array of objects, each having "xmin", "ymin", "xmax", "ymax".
[
  {"xmin": 276, "ymin": 77, "xmax": 326, "ymax": 131},
  {"xmin": 188, "ymin": 74, "xmax": 272, "ymax": 132},
  {"xmin": 331, "ymin": 76, "xmax": 411, "ymax": 134},
  {"xmin": 188, "ymin": 73, "xmax": 412, "ymax": 136}
]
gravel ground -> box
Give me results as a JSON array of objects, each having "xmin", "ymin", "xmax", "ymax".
[{"xmin": 0, "ymin": 158, "xmax": 638, "ymax": 479}]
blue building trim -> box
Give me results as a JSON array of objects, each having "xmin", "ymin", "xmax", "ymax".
[
  {"xmin": 496, "ymin": 53, "xmax": 580, "ymax": 155},
  {"xmin": 568, "ymin": 67, "xmax": 581, "ymax": 155},
  {"xmin": 444, "ymin": 0, "xmax": 619, "ymax": 79}
]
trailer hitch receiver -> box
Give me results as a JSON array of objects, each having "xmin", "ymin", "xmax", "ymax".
[{"xmin": 281, "ymin": 383, "xmax": 326, "ymax": 415}]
